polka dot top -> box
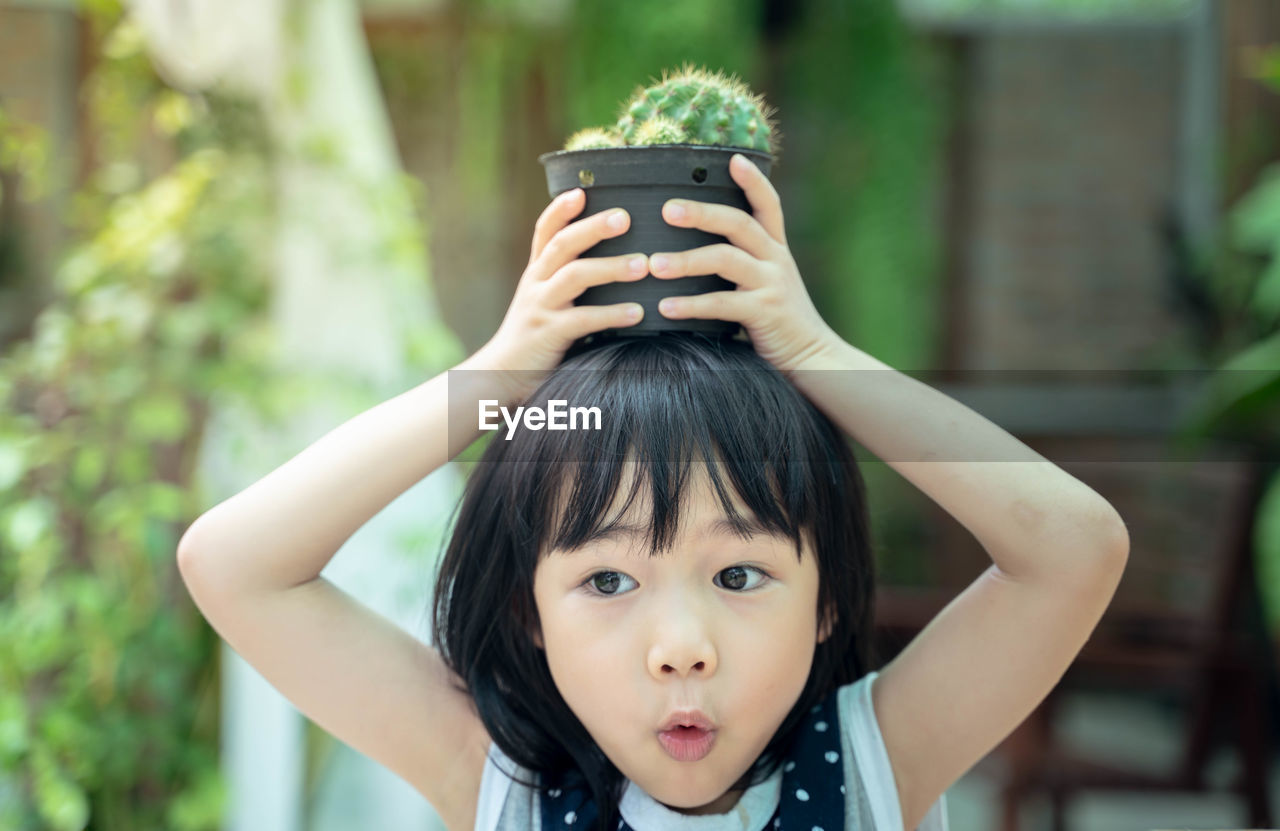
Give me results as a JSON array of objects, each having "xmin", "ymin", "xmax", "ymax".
[{"xmin": 473, "ymin": 671, "xmax": 950, "ymax": 830}]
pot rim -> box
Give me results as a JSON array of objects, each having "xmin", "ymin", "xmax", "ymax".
[{"xmin": 537, "ymin": 144, "xmax": 776, "ymax": 166}]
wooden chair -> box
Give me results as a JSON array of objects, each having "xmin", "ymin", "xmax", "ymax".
[{"xmin": 873, "ymin": 383, "xmax": 1278, "ymax": 831}]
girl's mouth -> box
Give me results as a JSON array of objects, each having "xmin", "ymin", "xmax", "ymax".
[{"xmin": 657, "ymin": 726, "xmax": 716, "ymax": 762}]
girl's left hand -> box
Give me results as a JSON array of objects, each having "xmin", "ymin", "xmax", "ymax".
[{"xmin": 648, "ymin": 153, "xmax": 842, "ymax": 377}]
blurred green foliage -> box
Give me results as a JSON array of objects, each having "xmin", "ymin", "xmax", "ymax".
[
  {"xmin": 1177, "ymin": 44, "xmax": 1280, "ymax": 635},
  {"xmin": 0, "ymin": 2, "xmax": 288, "ymax": 828},
  {"xmin": 906, "ymin": 0, "xmax": 1194, "ymax": 15}
]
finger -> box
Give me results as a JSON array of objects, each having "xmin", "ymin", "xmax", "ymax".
[
  {"xmin": 533, "ymin": 207, "xmax": 631, "ymax": 281},
  {"xmin": 559, "ymin": 301, "xmax": 645, "ymax": 340},
  {"xmin": 530, "ymin": 189, "xmax": 584, "ymax": 264},
  {"xmin": 661, "ymin": 198, "xmax": 780, "ymax": 262},
  {"xmin": 648, "ymin": 243, "xmax": 768, "ymax": 290},
  {"xmin": 544, "ymin": 252, "xmax": 649, "ymax": 307},
  {"xmin": 729, "ymin": 153, "xmax": 788, "ymax": 247},
  {"xmin": 657, "ymin": 289, "xmax": 750, "ymax": 322}
]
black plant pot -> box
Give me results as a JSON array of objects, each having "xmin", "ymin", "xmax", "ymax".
[{"xmin": 537, "ymin": 144, "xmax": 774, "ymax": 338}]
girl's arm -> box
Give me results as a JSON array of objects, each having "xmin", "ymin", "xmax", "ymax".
[
  {"xmin": 179, "ymin": 364, "xmax": 502, "ymax": 589},
  {"xmin": 790, "ymin": 341, "xmax": 1128, "ymax": 582},
  {"xmin": 789, "ymin": 342, "xmax": 1128, "ymax": 831},
  {"xmin": 644, "ymin": 155, "xmax": 1128, "ymax": 831}
]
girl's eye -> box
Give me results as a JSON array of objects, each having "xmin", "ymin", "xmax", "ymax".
[
  {"xmin": 581, "ymin": 571, "xmax": 637, "ymax": 597},
  {"xmin": 716, "ymin": 565, "xmax": 769, "ymax": 592},
  {"xmin": 579, "ymin": 566, "xmax": 770, "ymax": 598}
]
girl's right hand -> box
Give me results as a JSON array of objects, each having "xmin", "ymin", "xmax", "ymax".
[{"xmin": 466, "ymin": 188, "xmax": 648, "ymax": 402}]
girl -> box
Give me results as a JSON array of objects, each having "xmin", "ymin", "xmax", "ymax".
[{"xmin": 176, "ymin": 152, "xmax": 1130, "ymax": 831}]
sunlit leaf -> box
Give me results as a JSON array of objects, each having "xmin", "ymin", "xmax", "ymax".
[
  {"xmin": 4, "ymin": 499, "xmax": 55, "ymax": 551},
  {"xmin": 71, "ymin": 447, "xmax": 108, "ymax": 492},
  {"xmin": 165, "ymin": 764, "xmax": 228, "ymax": 831},
  {"xmin": 1251, "ymin": 245, "xmax": 1280, "ymax": 321},
  {"xmin": 0, "ymin": 437, "xmax": 26, "ymax": 492},
  {"xmin": 126, "ymin": 392, "xmax": 190, "ymax": 443},
  {"xmin": 1175, "ymin": 331, "xmax": 1280, "ymax": 442},
  {"xmin": 1230, "ymin": 163, "xmax": 1280, "ymax": 253},
  {"xmin": 0, "ymin": 689, "xmax": 29, "ymax": 764},
  {"xmin": 31, "ymin": 745, "xmax": 89, "ymax": 831}
]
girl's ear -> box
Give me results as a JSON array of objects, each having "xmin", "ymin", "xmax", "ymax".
[
  {"xmin": 817, "ymin": 602, "xmax": 837, "ymax": 645},
  {"xmin": 512, "ymin": 594, "xmax": 545, "ymax": 649}
]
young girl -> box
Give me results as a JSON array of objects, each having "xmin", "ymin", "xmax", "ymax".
[{"xmin": 176, "ymin": 153, "xmax": 1130, "ymax": 831}]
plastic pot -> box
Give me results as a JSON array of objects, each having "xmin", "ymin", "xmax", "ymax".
[{"xmin": 537, "ymin": 144, "xmax": 774, "ymax": 338}]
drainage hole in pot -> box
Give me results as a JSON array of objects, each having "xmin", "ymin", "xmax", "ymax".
[
  {"xmin": 692, "ymin": 166, "xmax": 707, "ymax": 184},
  {"xmin": 578, "ymin": 169, "xmax": 595, "ymax": 187}
]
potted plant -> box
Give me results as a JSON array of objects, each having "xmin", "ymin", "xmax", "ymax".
[{"xmin": 538, "ymin": 64, "xmax": 781, "ymax": 337}]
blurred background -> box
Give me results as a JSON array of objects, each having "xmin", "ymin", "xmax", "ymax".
[{"xmin": 1, "ymin": 0, "xmax": 1278, "ymax": 829}]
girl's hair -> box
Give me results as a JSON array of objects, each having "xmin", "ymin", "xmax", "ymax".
[{"xmin": 431, "ymin": 333, "xmax": 878, "ymax": 831}]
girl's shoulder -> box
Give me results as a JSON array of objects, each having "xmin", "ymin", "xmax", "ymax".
[
  {"xmin": 473, "ymin": 741, "xmax": 540, "ymax": 831},
  {"xmin": 838, "ymin": 671, "xmax": 950, "ymax": 831}
]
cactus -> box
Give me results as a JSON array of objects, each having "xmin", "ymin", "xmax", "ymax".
[
  {"xmin": 560, "ymin": 63, "xmax": 779, "ymax": 156},
  {"xmin": 564, "ymin": 127, "xmax": 625, "ymax": 151},
  {"xmin": 632, "ymin": 115, "xmax": 685, "ymax": 146}
]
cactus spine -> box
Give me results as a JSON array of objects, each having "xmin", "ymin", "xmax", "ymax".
[{"xmin": 560, "ymin": 63, "xmax": 779, "ymax": 156}]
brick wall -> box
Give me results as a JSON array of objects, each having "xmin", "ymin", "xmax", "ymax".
[{"xmin": 953, "ymin": 25, "xmax": 1196, "ymax": 371}]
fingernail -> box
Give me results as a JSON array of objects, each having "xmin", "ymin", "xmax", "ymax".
[
  {"xmin": 665, "ymin": 202, "xmax": 686, "ymax": 222},
  {"xmin": 625, "ymin": 304, "xmax": 643, "ymax": 320},
  {"xmin": 628, "ymin": 256, "xmax": 647, "ymax": 276},
  {"xmin": 659, "ymin": 298, "xmax": 677, "ymax": 315},
  {"xmin": 608, "ymin": 210, "xmax": 627, "ymax": 230},
  {"xmin": 651, "ymin": 254, "xmax": 670, "ymax": 274},
  {"xmin": 732, "ymin": 153, "xmax": 748, "ymax": 169}
]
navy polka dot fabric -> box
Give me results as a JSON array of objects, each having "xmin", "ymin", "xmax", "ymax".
[{"xmin": 540, "ymin": 689, "xmax": 844, "ymax": 830}]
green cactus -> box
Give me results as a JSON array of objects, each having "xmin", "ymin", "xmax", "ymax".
[
  {"xmin": 560, "ymin": 63, "xmax": 779, "ymax": 156},
  {"xmin": 564, "ymin": 126, "xmax": 625, "ymax": 151},
  {"xmin": 616, "ymin": 64, "xmax": 777, "ymax": 153},
  {"xmin": 632, "ymin": 115, "xmax": 685, "ymax": 146}
]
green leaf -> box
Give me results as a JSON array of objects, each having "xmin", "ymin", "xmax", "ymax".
[
  {"xmin": 145, "ymin": 482, "xmax": 187, "ymax": 521},
  {"xmin": 1243, "ymin": 44, "xmax": 1280, "ymax": 94},
  {"xmin": 1174, "ymin": 331, "xmax": 1280, "ymax": 441},
  {"xmin": 1255, "ymin": 470, "xmax": 1280, "ymax": 636},
  {"xmin": 0, "ymin": 436, "xmax": 26, "ymax": 492},
  {"xmin": 165, "ymin": 764, "xmax": 227, "ymax": 831},
  {"xmin": 1230, "ymin": 163, "xmax": 1280, "ymax": 253},
  {"xmin": 71, "ymin": 447, "xmax": 108, "ymax": 492},
  {"xmin": 31, "ymin": 746, "xmax": 89, "ymax": 831},
  {"xmin": 1251, "ymin": 243, "xmax": 1280, "ymax": 320},
  {"xmin": 0, "ymin": 689, "xmax": 29, "ymax": 764},
  {"xmin": 126, "ymin": 391, "xmax": 190, "ymax": 443},
  {"xmin": 4, "ymin": 499, "xmax": 55, "ymax": 551}
]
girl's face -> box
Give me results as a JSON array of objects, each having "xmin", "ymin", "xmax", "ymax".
[{"xmin": 531, "ymin": 467, "xmax": 830, "ymax": 816}]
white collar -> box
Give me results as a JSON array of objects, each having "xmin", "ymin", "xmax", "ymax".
[{"xmin": 618, "ymin": 766, "xmax": 782, "ymax": 831}]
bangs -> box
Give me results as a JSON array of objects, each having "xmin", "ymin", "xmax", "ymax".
[{"xmin": 479, "ymin": 334, "xmax": 845, "ymax": 563}]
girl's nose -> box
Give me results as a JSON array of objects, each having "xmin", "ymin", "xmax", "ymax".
[{"xmin": 646, "ymin": 608, "xmax": 718, "ymax": 678}]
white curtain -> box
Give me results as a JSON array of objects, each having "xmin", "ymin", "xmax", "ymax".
[{"xmin": 127, "ymin": 1, "xmax": 460, "ymax": 829}]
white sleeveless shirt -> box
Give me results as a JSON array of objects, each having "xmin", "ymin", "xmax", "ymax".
[{"xmin": 473, "ymin": 671, "xmax": 949, "ymax": 830}]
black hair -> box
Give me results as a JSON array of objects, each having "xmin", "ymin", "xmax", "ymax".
[{"xmin": 430, "ymin": 333, "xmax": 878, "ymax": 831}]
